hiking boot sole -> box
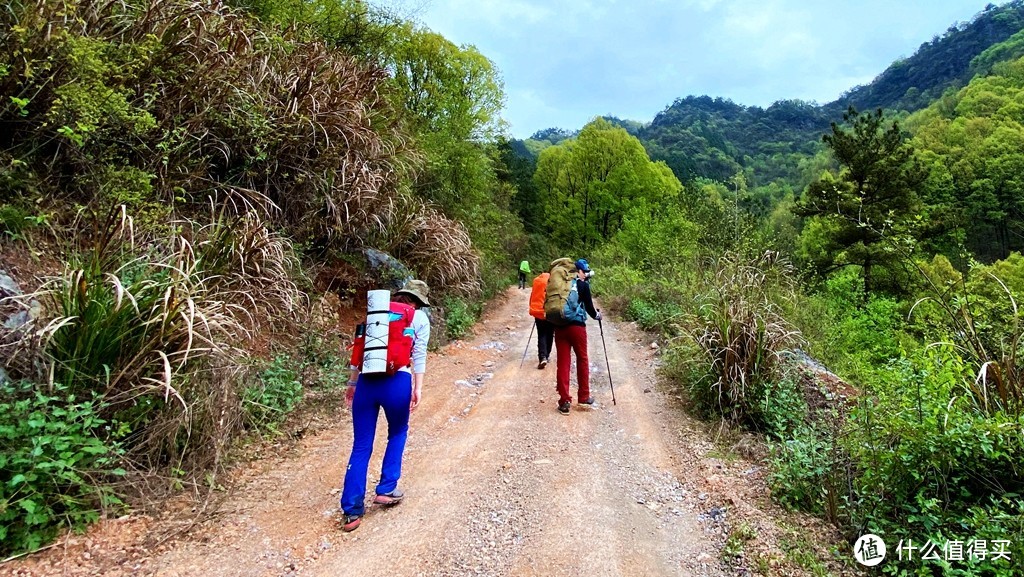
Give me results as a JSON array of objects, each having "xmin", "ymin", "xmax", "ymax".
[
  {"xmin": 373, "ymin": 493, "xmax": 404, "ymax": 506},
  {"xmin": 342, "ymin": 515, "xmax": 361, "ymax": 532}
]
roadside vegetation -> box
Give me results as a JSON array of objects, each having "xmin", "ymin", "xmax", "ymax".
[
  {"xmin": 589, "ymin": 87, "xmax": 1024, "ymax": 575},
  {"xmin": 0, "ymin": 0, "xmax": 521, "ymax": 555}
]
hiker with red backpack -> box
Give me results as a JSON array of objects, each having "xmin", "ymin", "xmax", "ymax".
[
  {"xmin": 528, "ymin": 271, "xmax": 555, "ymax": 369},
  {"xmin": 544, "ymin": 258, "xmax": 601, "ymax": 415},
  {"xmin": 340, "ymin": 279, "xmax": 432, "ymax": 532}
]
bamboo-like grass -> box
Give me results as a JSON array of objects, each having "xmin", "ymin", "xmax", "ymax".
[
  {"xmin": 3, "ymin": 205, "xmax": 304, "ymax": 472},
  {"xmin": 2, "ymin": 0, "xmax": 481, "ymax": 292},
  {"xmin": 686, "ymin": 251, "xmax": 803, "ymax": 425}
]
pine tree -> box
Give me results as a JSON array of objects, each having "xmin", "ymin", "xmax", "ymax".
[{"xmin": 795, "ymin": 107, "xmax": 927, "ymax": 294}]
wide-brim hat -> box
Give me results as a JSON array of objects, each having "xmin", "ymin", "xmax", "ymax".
[{"xmin": 394, "ymin": 279, "xmax": 430, "ymax": 307}]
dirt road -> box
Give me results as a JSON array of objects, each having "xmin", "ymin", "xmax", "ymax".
[{"xmin": 6, "ymin": 287, "xmax": 847, "ymax": 577}]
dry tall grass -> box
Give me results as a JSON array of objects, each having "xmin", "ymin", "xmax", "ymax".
[
  {"xmin": 686, "ymin": 251, "xmax": 803, "ymax": 423},
  {"xmin": 2, "ymin": 0, "xmax": 486, "ymax": 291},
  {"xmin": 1, "ymin": 205, "xmax": 305, "ymax": 474}
]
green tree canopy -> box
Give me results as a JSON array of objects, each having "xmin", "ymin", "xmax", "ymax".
[
  {"xmin": 795, "ymin": 108, "xmax": 927, "ymax": 293},
  {"xmin": 533, "ymin": 118, "xmax": 682, "ymax": 252},
  {"xmin": 909, "ymin": 56, "xmax": 1024, "ymax": 262}
]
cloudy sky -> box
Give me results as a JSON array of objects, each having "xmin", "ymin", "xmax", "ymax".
[{"xmin": 409, "ymin": 0, "xmax": 997, "ymax": 138}]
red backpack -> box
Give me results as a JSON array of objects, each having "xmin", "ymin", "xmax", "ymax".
[{"xmin": 349, "ymin": 301, "xmax": 416, "ymax": 374}]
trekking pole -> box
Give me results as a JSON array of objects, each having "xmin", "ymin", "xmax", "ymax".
[
  {"xmin": 519, "ymin": 321, "xmax": 535, "ymax": 369},
  {"xmin": 597, "ymin": 311, "xmax": 616, "ymax": 405}
]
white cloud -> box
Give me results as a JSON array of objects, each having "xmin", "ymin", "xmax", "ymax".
[{"xmin": 415, "ymin": 0, "xmax": 553, "ymax": 39}]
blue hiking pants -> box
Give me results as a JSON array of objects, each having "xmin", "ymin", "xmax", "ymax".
[{"xmin": 340, "ymin": 371, "xmax": 412, "ymax": 516}]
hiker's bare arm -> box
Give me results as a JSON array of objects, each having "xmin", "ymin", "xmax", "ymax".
[
  {"xmin": 345, "ymin": 368, "xmax": 359, "ymax": 407},
  {"xmin": 411, "ymin": 372, "xmax": 424, "ymax": 410}
]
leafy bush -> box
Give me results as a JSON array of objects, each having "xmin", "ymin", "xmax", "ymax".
[
  {"xmin": 794, "ymin": 267, "xmax": 907, "ymax": 384},
  {"xmin": 0, "ymin": 203, "xmax": 38, "ymax": 239},
  {"xmin": 298, "ymin": 330, "xmax": 349, "ymax": 391},
  {"xmin": 594, "ymin": 261, "xmax": 689, "ymax": 336},
  {"xmin": 0, "ymin": 381, "xmax": 123, "ymax": 556},
  {"xmin": 605, "ymin": 202, "xmax": 698, "ymax": 273},
  {"xmin": 243, "ymin": 356, "xmax": 303, "ymax": 431},
  {"xmin": 442, "ymin": 296, "xmax": 478, "ymax": 341},
  {"xmin": 948, "ymin": 255, "xmax": 1024, "ymax": 415},
  {"xmin": 585, "ymin": 263, "xmax": 644, "ymax": 302},
  {"xmin": 768, "ymin": 424, "xmax": 832, "ymax": 513},
  {"xmin": 849, "ymin": 345, "xmax": 1024, "ymax": 521},
  {"xmin": 754, "ymin": 374, "xmax": 808, "ymax": 439},
  {"xmin": 768, "ymin": 343, "xmax": 1024, "ymax": 575},
  {"xmin": 625, "ymin": 298, "xmax": 685, "ymax": 334}
]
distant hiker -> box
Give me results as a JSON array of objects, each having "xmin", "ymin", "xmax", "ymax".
[
  {"xmin": 340, "ymin": 280, "xmax": 432, "ymax": 533},
  {"xmin": 547, "ymin": 258, "xmax": 600, "ymax": 415},
  {"xmin": 529, "ymin": 271, "xmax": 555, "ymax": 369},
  {"xmin": 518, "ymin": 259, "xmax": 531, "ymax": 289}
]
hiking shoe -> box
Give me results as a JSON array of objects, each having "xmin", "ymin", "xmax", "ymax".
[
  {"xmin": 579, "ymin": 397, "xmax": 595, "ymax": 407},
  {"xmin": 342, "ymin": 514, "xmax": 361, "ymax": 532},
  {"xmin": 558, "ymin": 401, "xmax": 571, "ymax": 415},
  {"xmin": 538, "ymin": 358, "xmax": 548, "ymax": 369},
  {"xmin": 373, "ymin": 489, "xmax": 404, "ymax": 506}
]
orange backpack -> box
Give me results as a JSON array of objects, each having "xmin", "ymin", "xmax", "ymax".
[{"xmin": 529, "ymin": 273, "xmax": 549, "ymax": 320}]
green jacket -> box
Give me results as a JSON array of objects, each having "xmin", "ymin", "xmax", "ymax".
[{"xmin": 519, "ymin": 260, "xmax": 531, "ymax": 274}]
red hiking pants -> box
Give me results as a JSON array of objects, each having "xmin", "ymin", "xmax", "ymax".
[{"xmin": 554, "ymin": 323, "xmax": 589, "ymax": 404}]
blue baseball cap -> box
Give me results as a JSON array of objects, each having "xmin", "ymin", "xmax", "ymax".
[{"xmin": 575, "ymin": 259, "xmax": 591, "ymax": 273}]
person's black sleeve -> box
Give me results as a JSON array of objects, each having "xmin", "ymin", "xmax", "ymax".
[{"xmin": 578, "ymin": 280, "xmax": 599, "ymax": 319}]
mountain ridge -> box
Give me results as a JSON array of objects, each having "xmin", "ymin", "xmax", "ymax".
[{"xmin": 519, "ymin": 1, "xmax": 1024, "ymax": 187}]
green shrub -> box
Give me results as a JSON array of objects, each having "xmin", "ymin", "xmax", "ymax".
[
  {"xmin": 0, "ymin": 380, "xmax": 124, "ymax": 556},
  {"xmin": 753, "ymin": 374, "xmax": 807, "ymax": 439},
  {"xmin": 625, "ymin": 297, "xmax": 684, "ymax": 333},
  {"xmin": 768, "ymin": 423, "xmax": 833, "ymax": 514},
  {"xmin": 768, "ymin": 343, "xmax": 1024, "ymax": 575},
  {"xmin": 243, "ymin": 356, "xmax": 303, "ymax": 431},
  {"xmin": 442, "ymin": 296, "xmax": 478, "ymax": 340},
  {"xmin": 795, "ymin": 268, "xmax": 908, "ymax": 386},
  {"xmin": 0, "ymin": 203, "xmax": 37, "ymax": 238},
  {"xmin": 298, "ymin": 331, "xmax": 349, "ymax": 391},
  {"xmin": 849, "ymin": 345, "xmax": 1024, "ymax": 520},
  {"xmin": 586, "ymin": 263, "xmax": 644, "ymax": 300}
]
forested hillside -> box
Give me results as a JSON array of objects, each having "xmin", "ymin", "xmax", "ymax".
[
  {"xmin": 509, "ymin": 2, "xmax": 1024, "ymax": 199},
  {"xmin": 836, "ymin": 0, "xmax": 1024, "ymax": 112}
]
